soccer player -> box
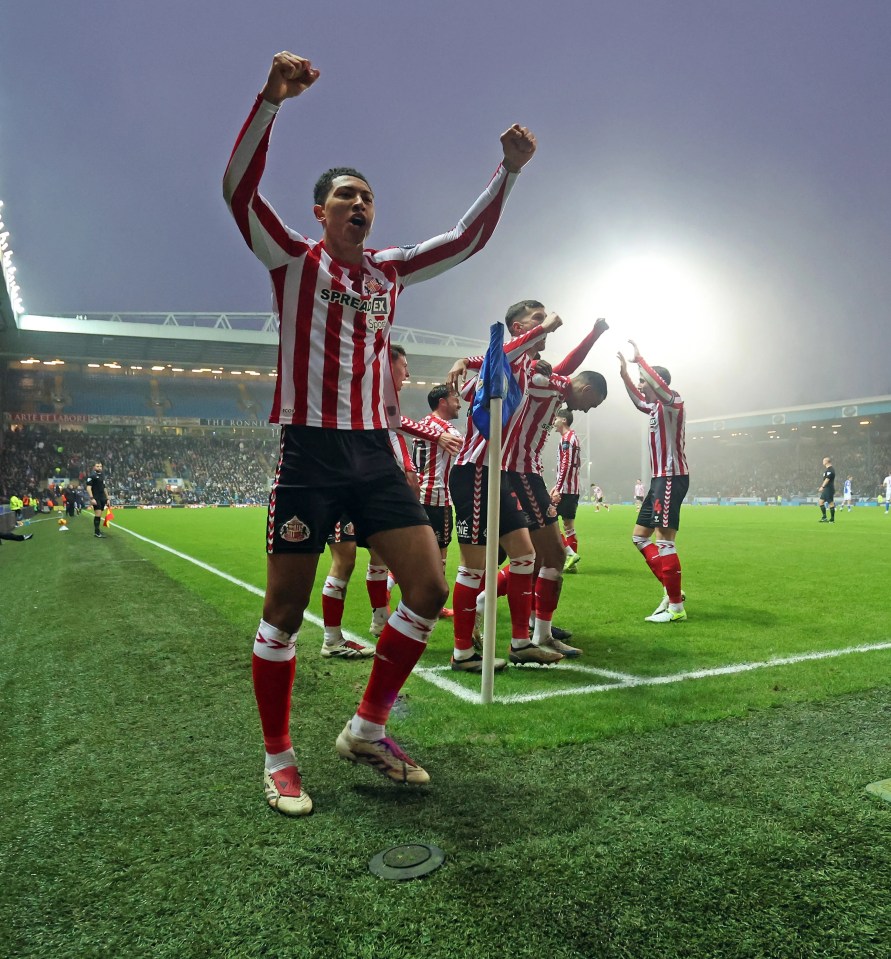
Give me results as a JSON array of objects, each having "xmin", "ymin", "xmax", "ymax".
[
  {"xmin": 881, "ymin": 471, "xmax": 891, "ymax": 515},
  {"xmin": 224, "ymin": 51, "xmax": 536, "ymax": 815},
  {"xmin": 507, "ymin": 356, "xmax": 607, "ymax": 656},
  {"xmin": 818, "ymin": 457, "xmax": 836, "ymax": 523},
  {"xmin": 320, "ymin": 347, "xmax": 458, "ymax": 658},
  {"xmin": 0, "ymin": 530, "xmax": 34, "ymax": 544},
  {"xmin": 63, "ymin": 482, "xmax": 79, "ymax": 521},
  {"xmin": 842, "ymin": 476, "xmax": 853, "ymax": 512},
  {"xmin": 445, "ymin": 308, "xmax": 561, "ymax": 671},
  {"xmin": 552, "ymin": 408, "xmax": 582, "ymax": 572},
  {"xmin": 590, "ymin": 484, "xmax": 610, "ymax": 512},
  {"xmin": 493, "ymin": 312, "xmax": 608, "ymax": 655},
  {"xmin": 412, "ymin": 384, "xmax": 465, "ymax": 612},
  {"xmin": 633, "ymin": 479, "xmax": 646, "ymax": 507},
  {"xmin": 618, "ymin": 340, "xmax": 689, "ymax": 623},
  {"xmin": 86, "ymin": 463, "xmax": 109, "ymax": 539}
]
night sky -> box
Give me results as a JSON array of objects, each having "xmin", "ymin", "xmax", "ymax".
[{"xmin": 3, "ymin": 0, "xmax": 891, "ymax": 421}]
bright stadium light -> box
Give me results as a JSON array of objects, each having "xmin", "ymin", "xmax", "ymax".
[
  {"xmin": 558, "ymin": 247, "xmax": 721, "ymax": 365},
  {"xmin": 151, "ymin": 365, "xmax": 165, "ymax": 371},
  {"xmin": 0, "ymin": 200, "xmax": 25, "ymax": 316}
]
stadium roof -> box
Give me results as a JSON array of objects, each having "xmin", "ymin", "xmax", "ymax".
[
  {"xmin": 690, "ymin": 396, "xmax": 891, "ymax": 433},
  {"xmin": 0, "ymin": 311, "xmax": 487, "ymax": 379}
]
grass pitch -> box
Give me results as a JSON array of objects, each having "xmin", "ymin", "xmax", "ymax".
[{"xmin": 1, "ymin": 505, "xmax": 889, "ymax": 958}]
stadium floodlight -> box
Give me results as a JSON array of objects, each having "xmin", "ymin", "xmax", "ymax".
[
  {"xmin": 0, "ymin": 199, "xmax": 25, "ymax": 316},
  {"xmin": 171, "ymin": 367, "xmax": 184, "ymax": 372},
  {"xmin": 151, "ymin": 365, "xmax": 165, "ymax": 371},
  {"xmin": 88, "ymin": 363, "xmax": 101, "ymax": 368}
]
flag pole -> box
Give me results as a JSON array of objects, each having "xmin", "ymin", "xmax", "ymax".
[{"xmin": 481, "ymin": 394, "xmax": 503, "ymax": 705}]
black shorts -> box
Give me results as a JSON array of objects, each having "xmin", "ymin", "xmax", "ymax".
[
  {"xmin": 556, "ymin": 493, "xmax": 579, "ymax": 521},
  {"xmin": 267, "ymin": 426, "xmax": 430, "ymax": 554},
  {"xmin": 636, "ymin": 475, "xmax": 690, "ymax": 531},
  {"xmin": 820, "ymin": 488, "xmax": 835, "ymax": 504},
  {"xmin": 65, "ymin": 503, "xmax": 76, "ymax": 517},
  {"xmin": 326, "ymin": 513, "xmax": 357, "ymax": 546},
  {"xmin": 423, "ymin": 504, "xmax": 454, "ymax": 549},
  {"xmin": 449, "ymin": 463, "xmax": 531, "ymax": 546},
  {"xmin": 93, "ymin": 498, "xmax": 107, "ymax": 512},
  {"xmin": 509, "ymin": 473, "xmax": 558, "ymax": 529}
]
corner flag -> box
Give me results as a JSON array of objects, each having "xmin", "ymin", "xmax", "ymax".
[
  {"xmin": 471, "ymin": 324, "xmax": 522, "ymax": 439},
  {"xmin": 470, "ymin": 324, "xmax": 523, "ymax": 704}
]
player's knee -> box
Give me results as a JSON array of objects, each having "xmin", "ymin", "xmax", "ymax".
[{"xmin": 402, "ymin": 571, "xmax": 448, "ymax": 618}]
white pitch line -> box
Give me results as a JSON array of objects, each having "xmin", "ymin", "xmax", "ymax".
[
  {"xmin": 109, "ymin": 523, "xmax": 891, "ymax": 705},
  {"xmin": 109, "ymin": 523, "xmax": 371, "ymax": 647},
  {"xmin": 491, "ymin": 641, "xmax": 891, "ymax": 704}
]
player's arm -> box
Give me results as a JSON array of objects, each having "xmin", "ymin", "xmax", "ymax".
[
  {"xmin": 627, "ymin": 339, "xmax": 678, "ymax": 407},
  {"xmin": 617, "ymin": 351, "xmax": 649, "ymax": 411},
  {"xmin": 552, "ymin": 318, "xmax": 609, "ymax": 375},
  {"xmin": 553, "ymin": 440, "xmax": 571, "ymax": 498},
  {"xmin": 373, "ymin": 125, "xmax": 536, "ymax": 287},
  {"xmin": 399, "ymin": 416, "xmax": 462, "ymax": 455},
  {"xmin": 223, "ymin": 53, "xmax": 318, "ymax": 269}
]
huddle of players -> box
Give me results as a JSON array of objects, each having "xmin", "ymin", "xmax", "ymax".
[{"xmin": 223, "ymin": 50, "xmax": 690, "ymax": 816}]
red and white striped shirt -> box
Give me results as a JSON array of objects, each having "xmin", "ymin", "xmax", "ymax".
[
  {"xmin": 224, "ymin": 96, "xmax": 519, "ymax": 429},
  {"xmin": 412, "ymin": 414, "xmax": 463, "ymax": 506},
  {"xmin": 504, "ymin": 373, "xmax": 570, "ymax": 475},
  {"xmin": 391, "ymin": 415, "xmax": 445, "ymax": 474},
  {"xmin": 454, "ymin": 326, "xmax": 548, "ymax": 468},
  {"xmin": 555, "ymin": 429, "xmax": 581, "ymax": 494},
  {"xmin": 622, "ymin": 357, "xmax": 688, "ymax": 477}
]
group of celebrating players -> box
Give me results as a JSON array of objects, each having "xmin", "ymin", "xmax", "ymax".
[{"xmin": 222, "ymin": 52, "xmax": 689, "ymax": 816}]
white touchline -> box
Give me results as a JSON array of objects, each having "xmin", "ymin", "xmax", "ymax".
[
  {"xmin": 111, "ymin": 523, "xmax": 891, "ymax": 706},
  {"xmin": 110, "ymin": 523, "xmax": 371, "ymax": 647}
]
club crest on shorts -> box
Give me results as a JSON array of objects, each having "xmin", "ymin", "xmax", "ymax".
[
  {"xmin": 547, "ymin": 504, "xmax": 558, "ymax": 518},
  {"xmin": 280, "ymin": 515, "xmax": 310, "ymax": 543},
  {"xmin": 343, "ymin": 521, "xmax": 355, "ymax": 536}
]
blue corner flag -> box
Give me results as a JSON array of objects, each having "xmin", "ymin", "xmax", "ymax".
[{"xmin": 470, "ymin": 323, "xmax": 523, "ymax": 439}]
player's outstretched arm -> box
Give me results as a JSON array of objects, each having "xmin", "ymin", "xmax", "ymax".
[
  {"xmin": 261, "ymin": 51, "xmax": 320, "ymax": 106},
  {"xmin": 500, "ymin": 124, "xmax": 537, "ymax": 173}
]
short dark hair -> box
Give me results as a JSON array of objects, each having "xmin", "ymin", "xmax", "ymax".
[
  {"xmin": 555, "ymin": 408, "xmax": 573, "ymax": 426},
  {"xmin": 427, "ymin": 384, "xmax": 452, "ymax": 411},
  {"xmin": 390, "ymin": 343, "xmax": 407, "ymax": 362},
  {"xmin": 313, "ymin": 167, "xmax": 372, "ymax": 206},
  {"xmin": 575, "ymin": 370, "xmax": 608, "ymax": 398},
  {"xmin": 504, "ymin": 300, "xmax": 545, "ymax": 332},
  {"xmin": 652, "ymin": 365, "xmax": 671, "ymax": 386}
]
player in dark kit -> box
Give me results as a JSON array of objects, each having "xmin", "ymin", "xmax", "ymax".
[
  {"xmin": 0, "ymin": 530, "xmax": 34, "ymax": 544},
  {"xmin": 818, "ymin": 457, "xmax": 836, "ymax": 523},
  {"xmin": 86, "ymin": 463, "xmax": 108, "ymax": 538}
]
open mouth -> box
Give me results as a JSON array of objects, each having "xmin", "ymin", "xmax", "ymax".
[{"xmin": 349, "ymin": 214, "xmax": 367, "ymax": 227}]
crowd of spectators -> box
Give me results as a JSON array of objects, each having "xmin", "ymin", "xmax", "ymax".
[
  {"xmin": 689, "ymin": 431, "xmax": 891, "ymax": 500},
  {"xmin": 0, "ymin": 427, "xmax": 278, "ymax": 507},
  {"xmin": 3, "ymin": 424, "xmax": 891, "ymax": 511}
]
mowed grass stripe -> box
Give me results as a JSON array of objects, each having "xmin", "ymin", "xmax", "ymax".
[{"xmin": 90, "ymin": 504, "xmax": 891, "ymax": 750}]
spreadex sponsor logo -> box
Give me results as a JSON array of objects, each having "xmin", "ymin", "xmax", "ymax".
[{"xmin": 320, "ymin": 288, "xmax": 388, "ymax": 316}]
